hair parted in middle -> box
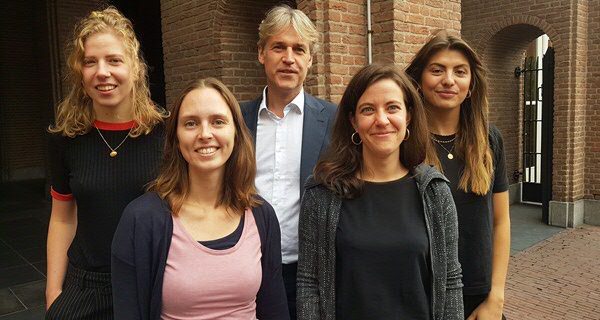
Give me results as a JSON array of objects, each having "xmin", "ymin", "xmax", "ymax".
[
  {"xmin": 406, "ymin": 30, "xmax": 493, "ymax": 195},
  {"xmin": 148, "ymin": 78, "xmax": 259, "ymax": 215},
  {"xmin": 314, "ymin": 64, "xmax": 432, "ymax": 199},
  {"xmin": 258, "ymin": 4, "xmax": 319, "ymax": 55}
]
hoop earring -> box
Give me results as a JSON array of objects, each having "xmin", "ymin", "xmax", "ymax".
[
  {"xmin": 404, "ymin": 128, "xmax": 410, "ymax": 141},
  {"xmin": 466, "ymin": 89, "xmax": 472, "ymax": 99},
  {"xmin": 417, "ymin": 86, "xmax": 423, "ymax": 96},
  {"xmin": 351, "ymin": 132, "xmax": 362, "ymax": 145}
]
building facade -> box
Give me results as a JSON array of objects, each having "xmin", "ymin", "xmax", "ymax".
[{"xmin": 1, "ymin": 0, "xmax": 598, "ymax": 226}]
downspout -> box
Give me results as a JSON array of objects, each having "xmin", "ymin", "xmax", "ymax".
[{"xmin": 367, "ymin": 0, "xmax": 372, "ymax": 64}]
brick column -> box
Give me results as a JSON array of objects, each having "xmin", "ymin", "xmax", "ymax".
[
  {"xmin": 371, "ymin": 0, "xmax": 461, "ymax": 66},
  {"xmin": 298, "ymin": 0, "xmax": 367, "ymax": 103},
  {"xmin": 462, "ymin": 0, "xmax": 592, "ymax": 226}
]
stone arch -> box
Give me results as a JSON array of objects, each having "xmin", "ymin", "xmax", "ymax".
[
  {"xmin": 474, "ymin": 15, "xmax": 561, "ymax": 56},
  {"xmin": 475, "ymin": 16, "xmax": 569, "ymax": 204}
]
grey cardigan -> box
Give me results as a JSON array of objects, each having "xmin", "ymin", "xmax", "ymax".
[{"xmin": 297, "ymin": 164, "xmax": 464, "ymax": 320}]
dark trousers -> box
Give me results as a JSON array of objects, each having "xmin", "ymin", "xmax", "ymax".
[
  {"xmin": 464, "ymin": 294, "xmax": 507, "ymax": 320},
  {"xmin": 282, "ymin": 262, "xmax": 298, "ymax": 320},
  {"xmin": 46, "ymin": 264, "xmax": 113, "ymax": 320}
]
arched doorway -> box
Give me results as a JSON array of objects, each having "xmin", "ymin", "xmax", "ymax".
[
  {"xmin": 482, "ymin": 23, "xmax": 556, "ymax": 222},
  {"xmin": 519, "ymin": 36, "xmax": 554, "ymax": 223}
]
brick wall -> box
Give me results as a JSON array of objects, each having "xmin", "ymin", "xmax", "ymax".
[
  {"xmin": 585, "ymin": 0, "xmax": 600, "ymax": 200},
  {"xmin": 371, "ymin": 0, "xmax": 461, "ymax": 65},
  {"xmin": 161, "ymin": 0, "xmax": 280, "ymax": 107},
  {"xmin": 161, "ymin": 0, "xmax": 279, "ymax": 107},
  {"xmin": 161, "ymin": 0, "xmax": 460, "ymax": 105},
  {"xmin": 160, "ymin": 0, "xmax": 345, "ymax": 105},
  {"xmin": 215, "ymin": 0, "xmax": 280, "ymax": 103},
  {"xmin": 161, "ymin": 0, "xmax": 215, "ymax": 107},
  {"xmin": 298, "ymin": 0, "xmax": 366, "ymax": 103},
  {"xmin": 462, "ymin": 0, "xmax": 589, "ymax": 202},
  {"xmin": 479, "ymin": 24, "xmax": 545, "ymax": 188},
  {"xmin": 299, "ymin": 0, "xmax": 460, "ymax": 102}
]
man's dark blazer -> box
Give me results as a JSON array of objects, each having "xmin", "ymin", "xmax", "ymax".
[{"xmin": 240, "ymin": 92, "xmax": 337, "ymax": 195}]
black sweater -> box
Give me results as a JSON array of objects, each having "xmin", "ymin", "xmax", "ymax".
[{"xmin": 49, "ymin": 122, "xmax": 164, "ymax": 272}]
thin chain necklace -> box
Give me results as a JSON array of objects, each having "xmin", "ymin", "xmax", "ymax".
[
  {"xmin": 431, "ymin": 134, "xmax": 456, "ymax": 144},
  {"xmin": 95, "ymin": 126, "xmax": 134, "ymax": 158},
  {"xmin": 431, "ymin": 134, "xmax": 456, "ymax": 160}
]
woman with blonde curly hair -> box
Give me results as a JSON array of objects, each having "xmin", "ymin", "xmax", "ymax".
[{"xmin": 46, "ymin": 7, "xmax": 167, "ymax": 319}]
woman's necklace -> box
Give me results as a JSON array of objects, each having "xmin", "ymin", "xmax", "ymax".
[
  {"xmin": 95, "ymin": 126, "xmax": 134, "ymax": 157},
  {"xmin": 431, "ymin": 134, "xmax": 456, "ymax": 160}
]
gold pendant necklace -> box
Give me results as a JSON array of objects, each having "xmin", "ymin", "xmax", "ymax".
[
  {"xmin": 95, "ymin": 126, "xmax": 133, "ymax": 157},
  {"xmin": 431, "ymin": 134, "xmax": 455, "ymax": 160},
  {"xmin": 437, "ymin": 143, "xmax": 455, "ymax": 159}
]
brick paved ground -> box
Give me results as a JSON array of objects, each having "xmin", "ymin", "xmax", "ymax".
[{"xmin": 504, "ymin": 225, "xmax": 600, "ymax": 320}]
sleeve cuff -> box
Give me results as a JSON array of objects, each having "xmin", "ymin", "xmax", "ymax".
[{"xmin": 51, "ymin": 187, "xmax": 74, "ymax": 201}]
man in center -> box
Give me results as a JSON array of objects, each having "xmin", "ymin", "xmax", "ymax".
[{"xmin": 240, "ymin": 5, "xmax": 337, "ymax": 320}]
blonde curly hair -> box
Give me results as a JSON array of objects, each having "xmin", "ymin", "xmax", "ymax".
[{"xmin": 49, "ymin": 7, "xmax": 167, "ymax": 138}]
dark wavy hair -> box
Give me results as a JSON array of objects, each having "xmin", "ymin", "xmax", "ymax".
[
  {"xmin": 314, "ymin": 64, "xmax": 431, "ymax": 199},
  {"xmin": 148, "ymin": 78, "xmax": 259, "ymax": 214},
  {"xmin": 406, "ymin": 30, "xmax": 493, "ymax": 195}
]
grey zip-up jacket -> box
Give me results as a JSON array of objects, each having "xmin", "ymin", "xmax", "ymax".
[{"xmin": 297, "ymin": 163, "xmax": 463, "ymax": 320}]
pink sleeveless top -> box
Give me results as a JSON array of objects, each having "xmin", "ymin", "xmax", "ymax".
[{"xmin": 161, "ymin": 209, "xmax": 262, "ymax": 320}]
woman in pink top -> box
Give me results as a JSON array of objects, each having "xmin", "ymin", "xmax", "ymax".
[{"xmin": 111, "ymin": 78, "xmax": 289, "ymax": 320}]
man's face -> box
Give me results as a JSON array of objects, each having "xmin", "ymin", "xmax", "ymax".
[{"xmin": 258, "ymin": 26, "xmax": 312, "ymax": 96}]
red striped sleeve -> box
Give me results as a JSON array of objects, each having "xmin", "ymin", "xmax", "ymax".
[{"xmin": 51, "ymin": 186, "xmax": 74, "ymax": 201}]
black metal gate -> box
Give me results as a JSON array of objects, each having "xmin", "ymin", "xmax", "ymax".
[{"xmin": 521, "ymin": 47, "xmax": 554, "ymax": 222}]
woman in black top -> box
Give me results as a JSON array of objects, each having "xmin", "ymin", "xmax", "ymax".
[
  {"xmin": 46, "ymin": 7, "xmax": 167, "ymax": 319},
  {"xmin": 407, "ymin": 31, "xmax": 510, "ymax": 320},
  {"xmin": 297, "ymin": 64, "xmax": 463, "ymax": 320}
]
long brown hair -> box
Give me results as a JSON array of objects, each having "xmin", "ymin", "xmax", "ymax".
[
  {"xmin": 148, "ymin": 78, "xmax": 259, "ymax": 215},
  {"xmin": 406, "ymin": 30, "xmax": 493, "ymax": 195},
  {"xmin": 314, "ymin": 64, "xmax": 431, "ymax": 199},
  {"xmin": 48, "ymin": 7, "xmax": 167, "ymax": 138}
]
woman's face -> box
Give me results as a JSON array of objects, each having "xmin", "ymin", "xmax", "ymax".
[
  {"xmin": 420, "ymin": 49, "xmax": 471, "ymax": 112},
  {"xmin": 350, "ymin": 78, "xmax": 411, "ymax": 164},
  {"xmin": 82, "ymin": 32, "xmax": 134, "ymax": 112},
  {"xmin": 177, "ymin": 88, "xmax": 235, "ymax": 178}
]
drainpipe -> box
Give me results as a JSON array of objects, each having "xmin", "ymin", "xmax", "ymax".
[{"xmin": 367, "ymin": 0, "xmax": 373, "ymax": 64}]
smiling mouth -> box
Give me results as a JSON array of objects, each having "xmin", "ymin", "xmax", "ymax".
[
  {"xmin": 437, "ymin": 90, "xmax": 457, "ymax": 95},
  {"xmin": 372, "ymin": 131, "xmax": 395, "ymax": 136},
  {"xmin": 196, "ymin": 147, "xmax": 218, "ymax": 155},
  {"xmin": 97, "ymin": 85, "xmax": 117, "ymax": 91}
]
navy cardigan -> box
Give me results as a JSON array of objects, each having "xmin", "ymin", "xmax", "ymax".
[{"xmin": 111, "ymin": 192, "xmax": 289, "ymax": 320}]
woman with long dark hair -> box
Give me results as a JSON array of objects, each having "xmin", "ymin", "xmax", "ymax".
[
  {"xmin": 297, "ymin": 64, "xmax": 463, "ymax": 320},
  {"xmin": 111, "ymin": 78, "xmax": 289, "ymax": 320},
  {"xmin": 407, "ymin": 31, "xmax": 510, "ymax": 320},
  {"xmin": 46, "ymin": 7, "xmax": 167, "ymax": 319}
]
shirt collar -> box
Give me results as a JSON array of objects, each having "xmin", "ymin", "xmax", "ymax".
[{"xmin": 259, "ymin": 87, "xmax": 305, "ymax": 115}]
